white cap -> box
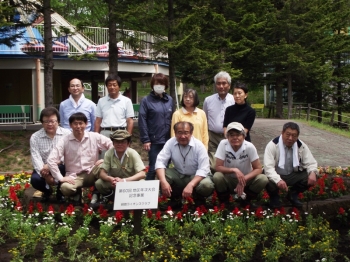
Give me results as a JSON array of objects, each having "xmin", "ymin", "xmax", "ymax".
[{"xmin": 226, "ymin": 122, "xmax": 245, "ymax": 136}]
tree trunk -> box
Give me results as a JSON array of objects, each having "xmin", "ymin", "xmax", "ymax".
[
  {"xmin": 43, "ymin": 0, "xmax": 54, "ymax": 107},
  {"xmin": 168, "ymin": 0, "xmax": 176, "ymax": 110},
  {"xmin": 275, "ymin": 65, "xmax": 284, "ymax": 118},
  {"xmin": 317, "ymin": 89, "xmax": 322, "ymax": 123},
  {"xmin": 337, "ymin": 81, "xmax": 342, "ymax": 124},
  {"xmin": 107, "ymin": 0, "xmax": 118, "ymax": 76},
  {"xmin": 287, "ymin": 72, "xmax": 293, "ymax": 119}
]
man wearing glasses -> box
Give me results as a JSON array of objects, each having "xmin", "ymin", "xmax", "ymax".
[
  {"xmin": 30, "ymin": 107, "xmax": 71, "ymax": 202},
  {"xmin": 59, "ymin": 78, "xmax": 96, "ymax": 131},
  {"xmin": 94, "ymin": 74, "xmax": 134, "ymax": 136},
  {"xmin": 155, "ymin": 121, "xmax": 214, "ymax": 209}
]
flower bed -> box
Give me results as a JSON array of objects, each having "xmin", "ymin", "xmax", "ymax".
[{"xmin": 0, "ymin": 167, "xmax": 350, "ymax": 261}]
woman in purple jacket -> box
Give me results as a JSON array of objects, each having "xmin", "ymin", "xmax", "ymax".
[{"xmin": 138, "ymin": 73, "xmax": 174, "ymax": 180}]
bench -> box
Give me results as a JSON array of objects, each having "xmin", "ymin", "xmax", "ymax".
[
  {"xmin": 0, "ymin": 105, "xmax": 32, "ymax": 129},
  {"xmin": 133, "ymin": 104, "xmax": 140, "ymax": 120},
  {"xmin": 251, "ymin": 104, "xmax": 264, "ymax": 118}
]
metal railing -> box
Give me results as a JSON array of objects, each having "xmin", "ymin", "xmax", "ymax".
[{"xmin": 0, "ymin": 105, "xmax": 33, "ymax": 129}]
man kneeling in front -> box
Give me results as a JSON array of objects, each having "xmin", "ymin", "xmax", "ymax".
[
  {"xmin": 155, "ymin": 121, "xmax": 214, "ymax": 209},
  {"xmin": 213, "ymin": 122, "xmax": 268, "ymax": 208},
  {"xmin": 47, "ymin": 113, "xmax": 113, "ymax": 203},
  {"xmin": 93, "ymin": 130, "xmax": 146, "ymax": 206},
  {"xmin": 264, "ymin": 122, "xmax": 318, "ymax": 208}
]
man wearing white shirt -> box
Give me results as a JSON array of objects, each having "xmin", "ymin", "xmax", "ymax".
[
  {"xmin": 94, "ymin": 74, "xmax": 134, "ymax": 136},
  {"xmin": 264, "ymin": 122, "xmax": 318, "ymax": 208},
  {"xmin": 213, "ymin": 122, "xmax": 267, "ymax": 208},
  {"xmin": 155, "ymin": 121, "xmax": 214, "ymax": 208},
  {"xmin": 203, "ymin": 71, "xmax": 235, "ymax": 170},
  {"xmin": 59, "ymin": 78, "xmax": 96, "ymax": 131}
]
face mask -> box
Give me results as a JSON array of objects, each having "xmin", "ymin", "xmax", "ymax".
[{"xmin": 153, "ymin": 85, "xmax": 165, "ymax": 94}]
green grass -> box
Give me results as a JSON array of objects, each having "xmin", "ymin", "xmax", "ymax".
[{"xmin": 294, "ymin": 119, "xmax": 350, "ymax": 138}]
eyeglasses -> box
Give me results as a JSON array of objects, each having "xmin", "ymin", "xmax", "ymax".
[
  {"xmin": 176, "ymin": 131, "xmax": 191, "ymax": 136},
  {"xmin": 43, "ymin": 120, "xmax": 58, "ymax": 124},
  {"xmin": 107, "ymin": 83, "xmax": 119, "ymax": 87}
]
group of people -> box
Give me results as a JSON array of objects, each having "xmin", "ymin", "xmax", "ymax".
[{"xmin": 30, "ymin": 71, "xmax": 319, "ymax": 210}]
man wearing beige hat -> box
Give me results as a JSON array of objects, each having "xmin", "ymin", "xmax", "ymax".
[
  {"xmin": 94, "ymin": 130, "xmax": 146, "ymax": 204},
  {"xmin": 212, "ymin": 122, "xmax": 267, "ymax": 208}
]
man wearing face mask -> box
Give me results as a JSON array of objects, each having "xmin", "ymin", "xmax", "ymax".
[{"xmin": 138, "ymin": 73, "xmax": 174, "ymax": 180}]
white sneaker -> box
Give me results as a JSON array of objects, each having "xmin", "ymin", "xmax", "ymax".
[{"xmin": 91, "ymin": 194, "xmax": 99, "ymax": 204}]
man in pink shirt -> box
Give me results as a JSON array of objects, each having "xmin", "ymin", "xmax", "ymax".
[{"xmin": 48, "ymin": 112, "xmax": 113, "ymax": 202}]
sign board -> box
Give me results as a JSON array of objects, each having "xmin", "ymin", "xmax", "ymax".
[{"xmin": 113, "ymin": 180, "xmax": 160, "ymax": 210}]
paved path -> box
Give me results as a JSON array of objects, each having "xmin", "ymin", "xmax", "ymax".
[
  {"xmin": 0, "ymin": 119, "xmax": 349, "ymax": 167},
  {"xmin": 251, "ymin": 119, "xmax": 350, "ymax": 167}
]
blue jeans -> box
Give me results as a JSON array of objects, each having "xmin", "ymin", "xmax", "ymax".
[
  {"xmin": 30, "ymin": 164, "xmax": 66, "ymax": 194},
  {"xmin": 146, "ymin": 143, "xmax": 165, "ymax": 180}
]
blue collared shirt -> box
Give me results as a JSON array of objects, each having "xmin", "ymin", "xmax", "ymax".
[{"xmin": 59, "ymin": 94, "xmax": 96, "ymax": 131}]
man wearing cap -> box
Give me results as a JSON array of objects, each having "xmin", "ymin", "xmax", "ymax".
[
  {"xmin": 212, "ymin": 122, "xmax": 268, "ymax": 207},
  {"xmin": 94, "ymin": 130, "xmax": 146, "ymax": 203},
  {"xmin": 47, "ymin": 112, "xmax": 113, "ymax": 202},
  {"xmin": 94, "ymin": 74, "xmax": 134, "ymax": 136},
  {"xmin": 155, "ymin": 121, "xmax": 214, "ymax": 208},
  {"xmin": 203, "ymin": 71, "xmax": 235, "ymax": 170},
  {"xmin": 264, "ymin": 122, "xmax": 318, "ymax": 208}
]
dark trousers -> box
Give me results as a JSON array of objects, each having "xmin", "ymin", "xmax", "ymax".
[
  {"xmin": 30, "ymin": 164, "xmax": 66, "ymax": 193},
  {"xmin": 266, "ymin": 170, "xmax": 309, "ymax": 193},
  {"xmin": 146, "ymin": 143, "xmax": 165, "ymax": 180}
]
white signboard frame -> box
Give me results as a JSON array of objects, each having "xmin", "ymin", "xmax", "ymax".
[{"xmin": 113, "ymin": 180, "xmax": 160, "ymax": 210}]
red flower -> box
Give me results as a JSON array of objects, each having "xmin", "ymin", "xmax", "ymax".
[
  {"xmin": 48, "ymin": 205, "xmax": 54, "ymax": 214},
  {"xmin": 115, "ymin": 211, "xmax": 124, "ymax": 223},
  {"xmin": 158, "ymin": 195, "xmax": 168, "ymax": 204},
  {"xmin": 212, "ymin": 206, "xmax": 220, "ymax": 214},
  {"xmin": 182, "ymin": 204, "xmax": 188, "ymax": 213},
  {"xmin": 98, "ymin": 204, "xmax": 105, "ymax": 215},
  {"xmin": 65, "ymin": 204, "xmax": 75, "ymax": 216},
  {"xmin": 99, "ymin": 209, "xmax": 108, "ymax": 219},
  {"xmin": 279, "ymin": 207, "xmax": 286, "ymax": 215},
  {"xmin": 82, "ymin": 204, "xmax": 90, "ymax": 216},
  {"xmin": 255, "ymin": 207, "xmax": 264, "ymax": 219},
  {"xmin": 147, "ymin": 209, "xmax": 153, "ymax": 219},
  {"xmin": 298, "ymin": 193, "xmax": 304, "ymax": 200},
  {"xmin": 175, "ymin": 211, "xmax": 183, "ymax": 220},
  {"xmin": 186, "ymin": 197, "xmax": 194, "ymax": 205},
  {"xmin": 24, "ymin": 182, "xmax": 30, "ymax": 189},
  {"xmin": 200, "ymin": 205, "xmax": 208, "ymax": 214},
  {"xmin": 36, "ymin": 202, "xmax": 43, "ymax": 213},
  {"xmin": 15, "ymin": 201, "xmax": 22, "ymax": 211},
  {"xmin": 211, "ymin": 191, "xmax": 217, "ymax": 204},
  {"xmin": 338, "ymin": 207, "xmax": 346, "ymax": 216},
  {"xmin": 229, "ymin": 195, "xmax": 234, "ymax": 203},
  {"xmin": 232, "ymin": 207, "xmax": 241, "ymax": 216},
  {"xmin": 87, "ymin": 193, "xmax": 92, "ymax": 200},
  {"xmin": 28, "ymin": 201, "xmax": 34, "ymax": 214},
  {"xmin": 262, "ymin": 190, "xmax": 270, "ymax": 200},
  {"xmin": 220, "ymin": 203, "xmax": 226, "ymax": 211},
  {"xmin": 59, "ymin": 205, "xmax": 65, "ymax": 213},
  {"xmin": 89, "ymin": 186, "xmax": 94, "ymax": 192},
  {"xmin": 195, "ymin": 207, "xmax": 203, "ymax": 217},
  {"xmin": 331, "ymin": 183, "xmax": 339, "ymax": 192},
  {"xmin": 145, "ymin": 166, "xmax": 149, "ymax": 173},
  {"xmin": 292, "ymin": 207, "xmax": 300, "ymax": 221},
  {"xmin": 155, "ymin": 210, "xmax": 162, "ymax": 220}
]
